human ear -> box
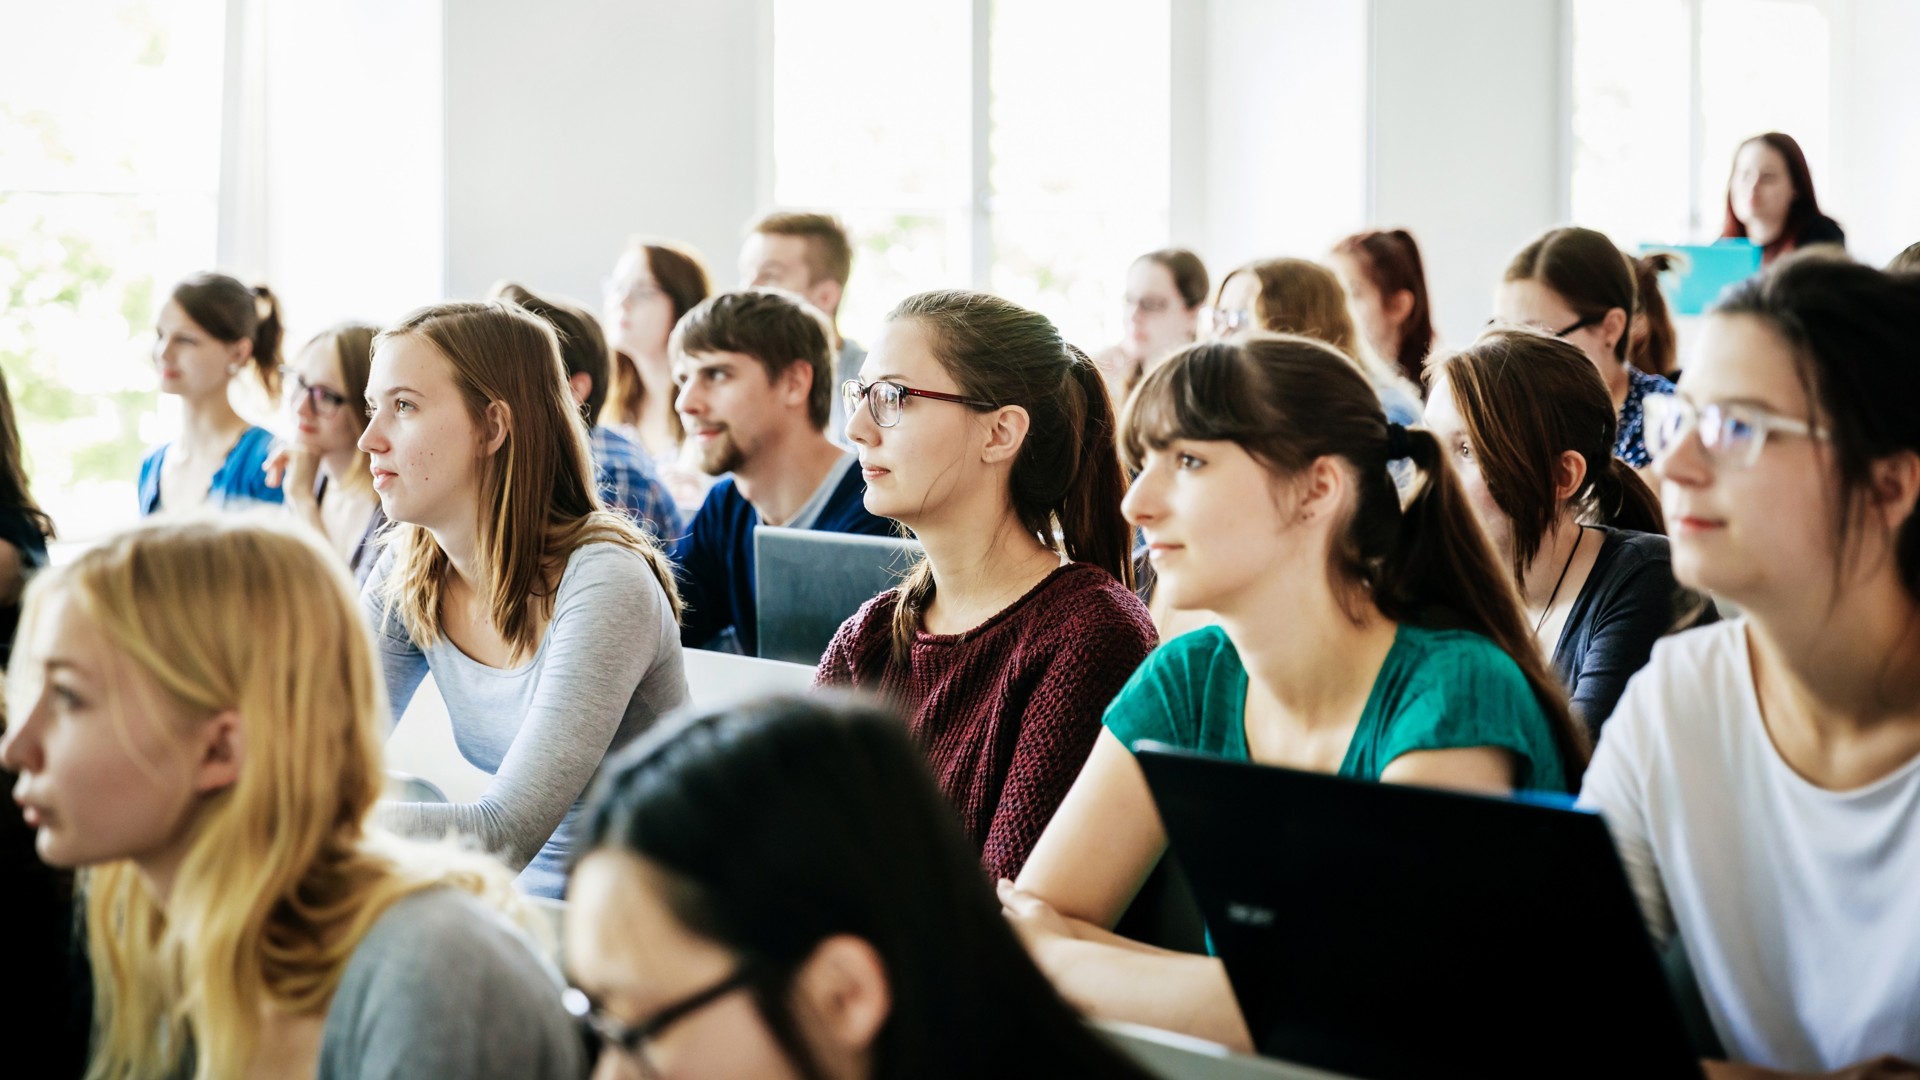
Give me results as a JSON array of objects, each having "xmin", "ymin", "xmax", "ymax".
[
  {"xmin": 791, "ymin": 935, "xmax": 890, "ymax": 1058},
  {"xmin": 980, "ymin": 405, "xmax": 1031, "ymax": 466},
  {"xmin": 193, "ymin": 709, "xmax": 245, "ymax": 796},
  {"xmin": 567, "ymin": 372, "xmax": 593, "ymax": 408},
  {"xmin": 782, "ymin": 360, "xmax": 817, "ymax": 412},
  {"xmin": 482, "ymin": 401, "xmax": 512, "ymax": 455},
  {"xmin": 1555, "ymin": 450, "xmax": 1590, "ymax": 504},
  {"xmin": 1600, "ymin": 308, "xmax": 1629, "ymax": 355},
  {"xmin": 1294, "ymin": 455, "xmax": 1347, "ymax": 524},
  {"xmin": 1385, "ymin": 288, "xmax": 1415, "ymax": 326},
  {"xmin": 1866, "ymin": 450, "xmax": 1920, "ymax": 535}
]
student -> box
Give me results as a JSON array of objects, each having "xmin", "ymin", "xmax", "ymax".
[
  {"xmin": 269, "ymin": 322, "xmax": 387, "ymax": 583},
  {"xmin": 1329, "ymin": 228, "xmax": 1436, "ymax": 389},
  {"xmin": 1001, "ymin": 333, "xmax": 1582, "ymax": 1049},
  {"xmin": 1720, "ymin": 132, "xmax": 1845, "ymax": 266},
  {"xmin": 566, "ymin": 694, "xmax": 1155, "ymax": 1080},
  {"xmin": 601, "ymin": 237, "xmax": 712, "ymax": 473},
  {"xmin": 739, "ymin": 211, "xmax": 866, "ymax": 433},
  {"xmin": 138, "ymin": 272, "xmax": 287, "ymax": 514},
  {"xmin": 0, "ymin": 515, "xmax": 583, "ymax": 1079},
  {"xmin": 1496, "ymin": 226, "xmax": 1675, "ymax": 470},
  {"xmin": 1629, "ymin": 252, "xmax": 1682, "ymax": 379},
  {"xmin": 1580, "ymin": 255, "xmax": 1920, "ymax": 1077},
  {"xmin": 0, "ymin": 363, "xmax": 52, "ymax": 669},
  {"xmin": 493, "ymin": 281, "xmax": 682, "ymax": 541},
  {"xmin": 1209, "ymin": 257, "xmax": 1423, "ymax": 425},
  {"xmin": 359, "ymin": 301, "xmax": 686, "ymax": 899},
  {"xmin": 1092, "ymin": 248, "xmax": 1209, "ymax": 406},
  {"xmin": 1424, "ymin": 329, "xmax": 1704, "ymax": 733},
  {"xmin": 816, "ymin": 290, "xmax": 1157, "ymax": 881},
  {"xmin": 669, "ymin": 289, "xmax": 894, "ymax": 655}
]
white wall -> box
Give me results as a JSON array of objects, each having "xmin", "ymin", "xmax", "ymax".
[
  {"xmin": 443, "ymin": 0, "xmax": 766, "ymax": 307},
  {"xmin": 1826, "ymin": 0, "xmax": 1920, "ymax": 268},
  {"xmin": 1369, "ymin": 0, "xmax": 1565, "ymax": 346},
  {"xmin": 1171, "ymin": 0, "xmax": 1370, "ymax": 277}
]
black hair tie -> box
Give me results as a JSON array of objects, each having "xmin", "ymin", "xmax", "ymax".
[{"xmin": 1385, "ymin": 422, "xmax": 1415, "ymax": 461}]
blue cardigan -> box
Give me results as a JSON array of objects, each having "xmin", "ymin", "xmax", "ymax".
[{"xmin": 138, "ymin": 426, "xmax": 285, "ymax": 515}]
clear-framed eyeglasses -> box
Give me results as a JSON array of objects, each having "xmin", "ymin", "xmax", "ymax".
[
  {"xmin": 1202, "ymin": 306, "xmax": 1256, "ymax": 337},
  {"xmin": 1642, "ymin": 393, "xmax": 1829, "ymax": 469}
]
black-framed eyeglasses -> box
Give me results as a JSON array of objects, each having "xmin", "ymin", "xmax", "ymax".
[
  {"xmin": 1550, "ymin": 314, "xmax": 1601, "ymax": 339},
  {"xmin": 842, "ymin": 378, "xmax": 998, "ymax": 429},
  {"xmin": 278, "ymin": 366, "xmax": 349, "ymax": 418},
  {"xmin": 564, "ymin": 967, "xmax": 756, "ymax": 1078}
]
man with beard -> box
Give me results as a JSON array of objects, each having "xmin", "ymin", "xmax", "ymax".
[{"xmin": 669, "ymin": 288, "xmax": 894, "ymax": 654}]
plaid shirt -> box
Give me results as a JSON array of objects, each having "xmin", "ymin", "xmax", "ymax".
[{"xmin": 590, "ymin": 425, "xmax": 684, "ymax": 541}]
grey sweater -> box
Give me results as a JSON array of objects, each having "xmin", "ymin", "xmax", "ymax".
[
  {"xmin": 318, "ymin": 888, "xmax": 583, "ymax": 1079},
  {"xmin": 366, "ymin": 542, "xmax": 687, "ymax": 897}
]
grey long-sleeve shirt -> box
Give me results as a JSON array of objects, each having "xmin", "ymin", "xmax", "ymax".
[{"xmin": 365, "ymin": 542, "xmax": 687, "ymax": 897}]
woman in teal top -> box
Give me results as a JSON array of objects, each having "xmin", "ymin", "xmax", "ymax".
[
  {"xmin": 138, "ymin": 272, "xmax": 287, "ymax": 514},
  {"xmin": 1001, "ymin": 333, "xmax": 1584, "ymax": 1051}
]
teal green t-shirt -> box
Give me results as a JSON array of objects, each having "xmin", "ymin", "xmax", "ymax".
[{"xmin": 1102, "ymin": 623, "xmax": 1570, "ymax": 794}]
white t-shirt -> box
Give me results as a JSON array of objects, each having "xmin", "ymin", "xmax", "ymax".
[{"xmin": 1578, "ymin": 619, "xmax": 1920, "ymax": 1072}]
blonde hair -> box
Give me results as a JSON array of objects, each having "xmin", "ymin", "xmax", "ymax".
[
  {"xmin": 10, "ymin": 514, "xmax": 514, "ymax": 1080},
  {"xmin": 1224, "ymin": 257, "xmax": 1418, "ymax": 398},
  {"xmin": 374, "ymin": 301, "xmax": 681, "ymax": 662}
]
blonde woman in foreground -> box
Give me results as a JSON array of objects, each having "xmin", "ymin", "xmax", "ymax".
[{"xmin": 0, "ymin": 515, "xmax": 583, "ymax": 1079}]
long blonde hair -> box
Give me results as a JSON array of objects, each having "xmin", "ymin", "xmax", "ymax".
[
  {"xmin": 375, "ymin": 301, "xmax": 681, "ymax": 662},
  {"xmin": 11, "ymin": 515, "xmax": 512, "ymax": 1080}
]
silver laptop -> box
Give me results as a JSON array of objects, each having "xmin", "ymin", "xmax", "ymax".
[{"xmin": 753, "ymin": 526, "xmax": 922, "ymax": 665}]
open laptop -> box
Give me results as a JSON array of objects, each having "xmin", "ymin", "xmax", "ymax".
[
  {"xmin": 753, "ymin": 525, "xmax": 922, "ymax": 665},
  {"xmin": 1135, "ymin": 742, "xmax": 1704, "ymax": 1080},
  {"xmin": 1639, "ymin": 241, "xmax": 1762, "ymax": 315}
]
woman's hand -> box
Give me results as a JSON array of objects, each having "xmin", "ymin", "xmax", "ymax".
[{"xmin": 998, "ymin": 878, "xmax": 1083, "ymax": 959}]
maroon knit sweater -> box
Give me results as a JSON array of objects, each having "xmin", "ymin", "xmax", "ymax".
[{"xmin": 815, "ymin": 562, "xmax": 1157, "ymax": 881}]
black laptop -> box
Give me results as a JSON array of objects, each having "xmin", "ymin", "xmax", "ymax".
[
  {"xmin": 753, "ymin": 525, "xmax": 922, "ymax": 665},
  {"xmin": 1135, "ymin": 742, "xmax": 1705, "ymax": 1080}
]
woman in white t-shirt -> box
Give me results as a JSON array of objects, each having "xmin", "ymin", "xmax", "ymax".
[{"xmin": 1579, "ymin": 253, "xmax": 1920, "ymax": 1078}]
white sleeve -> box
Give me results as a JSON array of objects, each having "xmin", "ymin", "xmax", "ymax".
[{"xmin": 1576, "ymin": 669, "xmax": 1678, "ymax": 949}]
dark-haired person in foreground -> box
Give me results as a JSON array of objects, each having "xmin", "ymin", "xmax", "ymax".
[
  {"xmin": 565, "ymin": 695, "xmax": 1155, "ymax": 1080},
  {"xmin": 1003, "ymin": 333, "xmax": 1580, "ymax": 1048},
  {"xmin": 1580, "ymin": 255, "xmax": 1920, "ymax": 1077}
]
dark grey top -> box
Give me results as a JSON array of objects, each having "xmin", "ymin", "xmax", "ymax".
[
  {"xmin": 318, "ymin": 888, "xmax": 584, "ymax": 1080},
  {"xmin": 1551, "ymin": 526, "xmax": 1712, "ymax": 736}
]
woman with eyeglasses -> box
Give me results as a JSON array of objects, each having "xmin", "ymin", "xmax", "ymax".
[
  {"xmin": 1494, "ymin": 227, "xmax": 1674, "ymax": 471},
  {"xmin": 816, "ymin": 290, "xmax": 1156, "ymax": 882},
  {"xmin": 0, "ymin": 516, "xmax": 583, "ymax": 1079},
  {"xmin": 266, "ymin": 322, "xmax": 388, "ymax": 583},
  {"xmin": 1423, "ymin": 328, "xmax": 1709, "ymax": 735},
  {"xmin": 1579, "ymin": 254, "xmax": 1920, "ymax": 1077},
  {"xmin": 138, "ymin": 272, "xmax": 287, "ymax": 515},
  {"xmin": 565, "ymin": 694, "xmax": 1157, "ymax": 1080},
  {"xmin": 1092, "ymin": 249, "xmax": 1210, "ymax": 407}
]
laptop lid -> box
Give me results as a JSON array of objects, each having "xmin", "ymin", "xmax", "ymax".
[
  {"xmin": 754, "ymin": 525, "xmax": 922, "ymax": 665},
  {"xmin": 1135, "ymin": 742, "xmax": 1703, "ymax": 1080}
]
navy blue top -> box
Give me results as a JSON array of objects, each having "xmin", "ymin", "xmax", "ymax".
[
  {"xmin": 137, "ymin": 426, "xmax": 285, "ymax": 515},
  {"xmin": 669, "ymin": 461, "xmax": 894, "ymax": 654},
  {"xmin": 1614, "ymin": 367, "xmax": 1675, "ymax": 469},
  {"xmin": 0, "ymin": 505, "xmax": 50, "ymax": 669}
]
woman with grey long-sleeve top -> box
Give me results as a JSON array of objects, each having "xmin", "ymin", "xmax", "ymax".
[{"xmin": 358, "ymin": 300, "xmax": 688, "ymax": 899}]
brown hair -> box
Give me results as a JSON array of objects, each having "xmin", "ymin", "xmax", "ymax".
[
  {"xmin": 884, "ymin": 290, "xmax": 1134, "ymax": 664},
  {"xmin": 1139, "ymin": 248, "xmax": 1210, "ymax": 309},
  {"xmin": 1713, "ymin": 252, "xmax": 1920, "ymax": 603},
  {"xmin": 1429, "ymin": 329, "xmax": 1665, "ymax": 586},
  {"xmin": 301, "ymin": 321, "xmax": 380, "ymax": 489},
  {"xmin": 375, "ymin": 302, "xmax": 680, "ymax": 661},
  {"xmin": 170, "ymin": 272, "xmax": 285, "ymax": 396},
  {"xmin": 1627, "ymin": 253, "xmax": 1680, "ymax": 377},
  {"xmin": 0, "ymin": 365, "xmax": 53, "ymax": 539},
  {"xmin": 1123, "ymin": 334, "xmax": 1589, "ymax": 788},
  {"xmin": 1503, "ymin": 227, "xmax": 1637, "ymax": 365},
  {"xmin": 608, "ymin": 239, "xmax": 711, "ymax": 440},
  {"xmin": 492, "ymin": 282, "xmax": 611, "ymax": 427},
  {"xmin": 1332, "ymin": 229, "xmax": 1435, "ymax": 386},
  {"xmin": 1887, "ymin": 242, "xmax": 1920, "ymax": 274},
  {"xmin": 670, "ymin": 289, "xmax": 836, "ymax": 430},
  {"xmin": 1720, "ymin": 133, "xmax": 1829, "ymax": 265},
  {"xmin": 1223, "ymin": 258, "xmax": 1362, "ymax": 355},
  {"xmin": 749, "ymin": 211, "xmax": 854, "ymax": 288}
]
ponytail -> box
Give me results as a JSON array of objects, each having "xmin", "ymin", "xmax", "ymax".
[
  {"xmin": 1380, "ymin": 426, "xmax": 1591, "ymax": 788},
  {"xmin": 883, "ymin": 292, "xmax": 1135, "ymax": 666},
  {"xmin": 1590, "ymin": 457, "xmax": 1665, "ymax": 535},
  {"xmin": 251, "ymin": 285, "xmax": 285, "ymax": 396},
  {"xmin": 1629, "ymin": 253, "xmax": 1680, "ymax": 378}
]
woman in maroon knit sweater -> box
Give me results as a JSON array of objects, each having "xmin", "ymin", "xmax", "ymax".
[{"xmin": 816, "ymin": 289, "xmax": 1157, "ymax": 882}]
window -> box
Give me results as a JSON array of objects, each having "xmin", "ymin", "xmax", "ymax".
[
  {"xmin": 1, "ymin": 0, "xmax": 227, "ymax": 545},
  {"xmin": 1569, "ymin": 0, "xmax": 1832, "ymax": 248},
  {"xmin": 771, "ymin": 0, "xmax": 1172, "ymax": 352}
]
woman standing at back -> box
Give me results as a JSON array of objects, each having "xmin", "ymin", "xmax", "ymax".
[
  {"xmin": 139, "ymin": 272, "xmax": 287, "ymax": 514},
  {"xmin": 1721, "ymin": 132, "xmax": 1845, "ymax": 266},
  {"xmin": 359, "ymin": 301, "xmax": 686, "ymax": 899}
]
